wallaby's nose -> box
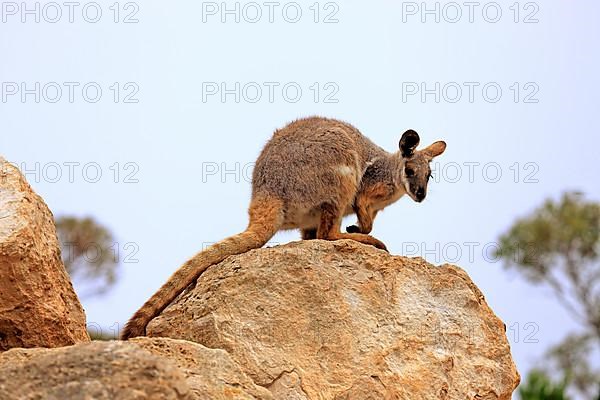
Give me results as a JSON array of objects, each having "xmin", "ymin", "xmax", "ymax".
[{"xmin": 416, "ymin": 188, "xmax": 425, "ymax": 202}]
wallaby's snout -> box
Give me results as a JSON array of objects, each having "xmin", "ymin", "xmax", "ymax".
[
  {"xmin": 415, "ymin": 187, "xmax": 426, "ymax": 202},
  {"xmin": 399, "ymin": 129, "xmax": 447, "ymax": 203}
]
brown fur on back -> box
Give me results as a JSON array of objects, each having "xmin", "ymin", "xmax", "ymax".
[{"xmin": 252, "ymin": 117, "xmax": 389, "ymax": 229}]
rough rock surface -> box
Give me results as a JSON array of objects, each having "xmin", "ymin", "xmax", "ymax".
[
  {"xmin": 0, "ymin": 156, "xmax": 89, "ymax": 350},
  {"xmin": 148, "ymin": 239, "xmax": 520, "ymax": 400},
  {"xmin": 0, "ymin": 337, "xmax": 273, "ymax": 400}
]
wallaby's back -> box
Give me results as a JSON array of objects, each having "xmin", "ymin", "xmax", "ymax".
[{"xmin": 252, "ymin": 117, "xmax": 385, "ymax": 228}]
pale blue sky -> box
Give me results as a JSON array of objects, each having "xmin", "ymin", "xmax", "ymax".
[{"xmin": 1, "ymin": 0, "xmax": 599, "ymax": 389}]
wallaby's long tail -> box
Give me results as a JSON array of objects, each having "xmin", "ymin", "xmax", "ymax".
[{"xmin": 121, "ymin": 197, "xmax": 283, "ymax": 340}]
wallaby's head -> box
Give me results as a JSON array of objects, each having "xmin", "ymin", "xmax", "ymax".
[{"xmin": 399, "ymin": 130, "xmax": 446, "ymax": 203}]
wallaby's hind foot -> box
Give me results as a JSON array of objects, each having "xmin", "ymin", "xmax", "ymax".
[
  {"xmin": 329, "ymin": 232, "xmax": 388, "ymax": 251},
  {"xmin": 317, "ymin": 202, "xmax": 388, "ymax": 252}
]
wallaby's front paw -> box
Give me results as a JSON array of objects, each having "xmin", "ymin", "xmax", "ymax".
[{"xmin": 346, "ymin": 224, "xmax": 361, "ymax": 233}]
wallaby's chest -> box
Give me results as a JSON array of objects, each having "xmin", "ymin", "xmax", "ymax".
[
  {"xmin": 371, "ymin": 187, "xmax": 406, "ymax": 211},
  {"xmin": 357, "ymin": 180, "xmax": 405, "ymax": 212}
]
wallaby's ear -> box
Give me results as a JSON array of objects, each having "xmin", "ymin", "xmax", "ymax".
[
  {"xmin": 422, "ymin": 141, "xmax": 447, "ymax": 158},
  {"xmin": 399, "ymin": 129, "xmax": 420, "ymax": 158}
]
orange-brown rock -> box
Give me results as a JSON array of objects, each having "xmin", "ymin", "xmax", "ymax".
[
  {"xmin": 0, "ymin": 156, "xmax": 89, "ymax": 350},
  {"xmin": 0, "ymin": 337, "xmax": 273, "ymax": 400},
  {"xmin": 148, "ymin": 239, "xmax": 520, "ymax": 400}
]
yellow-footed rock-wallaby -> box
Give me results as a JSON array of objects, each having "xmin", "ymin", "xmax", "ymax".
[{"xmin": 122, "ymin": 116, "xmax": 446, "ymax": 339}]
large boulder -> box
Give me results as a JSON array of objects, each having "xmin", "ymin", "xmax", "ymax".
[
  {"xmin": 0, "ymin": 337, "xmax": 273, "ymax": 400},
  {"xmin": 148, "ymin": 239, "xmax": 520, "ymax": 400},
  {"xmin": 0, "ymin": 157, "xmax": 89, "ymax": 350}
]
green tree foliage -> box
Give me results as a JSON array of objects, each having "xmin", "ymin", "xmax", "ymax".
[
  {"xmin": 55, "ymin": 216, "xmax": 119, "ymax": 299},
  {"xmin": 519, "ymin": 370, "xmax": 569, "ymax": 400},
  {"xmin": 496, "ymin": 192, "xmax": 600, "ymax": 398}
]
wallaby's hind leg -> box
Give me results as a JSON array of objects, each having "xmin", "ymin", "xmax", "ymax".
[
  {"xmin": 301, "ymin": 228, "xmax": 317, "ymax": 240},
  {"xmin": 317, "ymin": 203, "xmax": 388, "ymax": 251}
]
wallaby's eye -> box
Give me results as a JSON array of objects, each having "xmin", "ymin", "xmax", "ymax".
[{"xmin": 405, "ymin": 168, "xmax": 415, "ymax": 177}]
